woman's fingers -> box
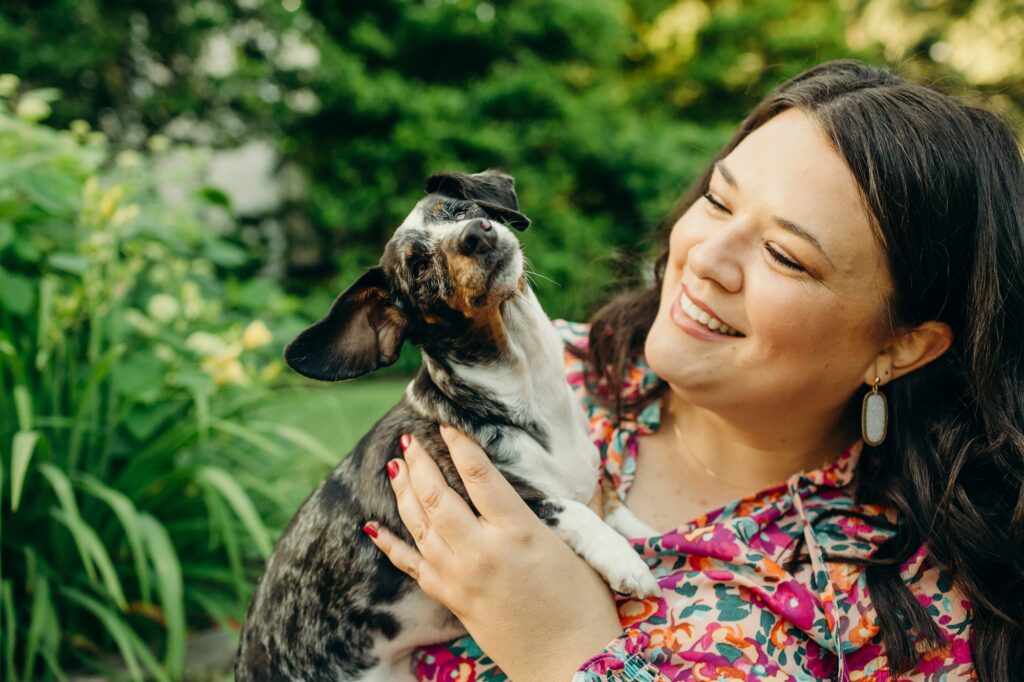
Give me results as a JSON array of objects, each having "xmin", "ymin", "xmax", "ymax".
[
  {"xmin": 402, "ymin": 434, "xmax": 480, "ymax": 549},
  {"xmin": 363, "ymin": 522, "xmax": 442, "ymax": 598},
  {"xmin": 387, "ymin": 455, "xmax": 453, "ymax": 561},
  {"xmin": 439, "ymin": 425, "xmax": 532, "ymax": 525}
]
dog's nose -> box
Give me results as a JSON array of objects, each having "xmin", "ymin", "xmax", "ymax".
[{"xmin": 458, "ymin": 219, "xmax": 497, "ymax": 255}]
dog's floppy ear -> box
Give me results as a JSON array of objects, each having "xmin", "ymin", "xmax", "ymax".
[
  {"xmin": 284, "ymin": 267, "xmax": 408, "ymax": 381},
  {"xmin": 425, "ymin": 170, "xmax": 531, "ymax": 231}
]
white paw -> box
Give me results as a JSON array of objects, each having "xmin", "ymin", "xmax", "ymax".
[
  {"xmin": 602, "ymin": 551, "xmax": 660, "ymax": 599},
  {"xmin": 604, "ymin": 506, "xmax": 658, "ymax": 539}
]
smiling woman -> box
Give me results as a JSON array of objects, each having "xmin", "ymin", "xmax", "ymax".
[{"xmin": 384, "ymin": 60, "xmax": 1024, "ymax": 682}]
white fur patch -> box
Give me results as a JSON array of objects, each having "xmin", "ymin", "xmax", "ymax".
[
  {"xmin": 552, "ymin": 499, "xmax": 660, "ymax": 598},
  {"xmin": 361, "ymin": 589, "xmax": 466, "ymax": 682}
]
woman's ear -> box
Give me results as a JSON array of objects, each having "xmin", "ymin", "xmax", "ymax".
[{"xmin": 864, "ymin": 320, "xmax": 953, "ymax": 385}]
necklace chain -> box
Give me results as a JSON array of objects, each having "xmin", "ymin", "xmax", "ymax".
[
  {"xmin": 668, "ymin": 418, "xmax": 833, "ymax": 490},
  {"xmin": 670, "ymin": 420, "xmax": 752, "ymax": 489}
]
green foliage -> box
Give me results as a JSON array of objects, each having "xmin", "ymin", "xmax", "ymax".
[
  {"xmin": 4, "ymin": 1, "xmax": 1021, "ymax": 321},
  {"xmin": 0, "ymin": 85, "xmax": 317, "ymax": 680}
]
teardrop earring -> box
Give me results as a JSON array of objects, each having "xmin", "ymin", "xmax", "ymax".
[{"xmin": 861, "ymin": 376, "xmax": 888, "ymax": 446}]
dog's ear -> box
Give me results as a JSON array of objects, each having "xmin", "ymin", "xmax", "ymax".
[
  {"xmin": 284, "ymin": 267, "xmax": 408, "ymax": 381},
  {"xmin": 425, "ymin": 170, "xmax": 531, "ymax": 231}
]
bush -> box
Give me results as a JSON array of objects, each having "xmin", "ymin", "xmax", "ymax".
[{"xmin": 0, "ymin": 78, "xmax": 320, "ymax": 681}]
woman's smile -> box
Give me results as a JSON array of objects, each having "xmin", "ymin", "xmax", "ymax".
[{"xmin": 669, "ymin": 282, "xmax": 743, "ymax": 341}]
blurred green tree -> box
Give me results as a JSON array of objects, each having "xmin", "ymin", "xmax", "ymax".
[{"xmin": 1, "ymin": 0, "xmax": 1020, "ymax": 318}]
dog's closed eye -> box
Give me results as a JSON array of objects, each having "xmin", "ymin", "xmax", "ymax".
[{"xmin": 409, "ymin": 259, "xmax": 430, "ymax": 278}]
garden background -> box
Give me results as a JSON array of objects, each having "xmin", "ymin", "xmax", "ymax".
[{"xmin": 1, "ymin": 0, "xmax": 1021, "ymax": 679}]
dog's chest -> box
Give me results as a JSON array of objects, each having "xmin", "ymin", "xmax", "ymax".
[{"xmin": 452, "ymin": 353, "xmax": 600, "ymax": 502}]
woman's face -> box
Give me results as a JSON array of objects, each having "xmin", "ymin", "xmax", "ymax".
[{"xmin": 646, "ymin": 108, "xmax": 894, "ymax": 428}]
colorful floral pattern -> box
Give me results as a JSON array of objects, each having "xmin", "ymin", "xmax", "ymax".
[{"xmin": 412, "ymin": 320, "xmax": 975, "ymax": 681}]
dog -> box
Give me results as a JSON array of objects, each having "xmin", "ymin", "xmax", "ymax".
[{"xmin": 235, "ymin": 170, "xmax": 658, "ymax": 681}]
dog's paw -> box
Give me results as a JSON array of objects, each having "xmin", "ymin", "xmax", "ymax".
[
  {"xmin": 603, "ymin": 506, "xmax": 658, "ymax": 540},
  {"xmin": 603, "ymin": 553, "xmax": 661, "ymax": 599}
]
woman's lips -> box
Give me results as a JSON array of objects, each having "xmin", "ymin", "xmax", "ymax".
[{"xmin": 670, "ymin": 283, "xmax": 743, "ymax": 341}]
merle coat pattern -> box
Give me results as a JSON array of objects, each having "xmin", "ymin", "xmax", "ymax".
[{"xmin": 235, "ymin": 171, "xmax": 657, "ymax": 681}]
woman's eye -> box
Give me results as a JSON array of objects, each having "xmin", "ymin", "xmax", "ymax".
[
  {"xmin": 765, "ymin": 244, "xmax": 805, "ymax": 272},
  {"xmin": 702, "ymin": 191, "xmax": 728, "ymax": 213}
]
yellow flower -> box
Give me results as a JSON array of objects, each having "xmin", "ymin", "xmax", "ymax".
[
  {"xmin": 242, "ymin": 320, "xmax": 273, "ymax": 349},
  {"xmin": 112, "ymin": 203, "xmax": 140, "ymax": 226},
  {"xmin": 185, "ymin": 331, "xmax": 229, "ymax": 357},
  {"xmin": 0, "ymin": 74, "xmax": 20, "ymax": 97},
  {"xmin": 202, "ymin": 355, "xmax": 248, "ymax": 386},
  {"xmin": 147, "ymin": 134, "xmax": 171, "ymax": 152},
  {"xmin": 259, "ymin": 361, "xmax": 283, "ymax": 383},
  {"xmin": 82, "ymin": 177, "xmax": 99, "ymax": 202},
  {"xmin": 146, "ymin": 294, "xmax": 180, "ymax": 323},
  {"xmin": 16, "ymin": 98, "xmax": 51, "ymax": 122},
  {"xmin": 98, "ymin": 186, "xmax": 125, "ymax": 221}
]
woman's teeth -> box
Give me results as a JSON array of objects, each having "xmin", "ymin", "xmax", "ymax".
[{"xmin": 679, "ymin": 291, "xmax": 742, "ymax": 336}]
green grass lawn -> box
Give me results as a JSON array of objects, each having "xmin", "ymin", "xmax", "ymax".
[{"xmin": 249, "ymin": 377, "xmax": 410, "ymax": 509}]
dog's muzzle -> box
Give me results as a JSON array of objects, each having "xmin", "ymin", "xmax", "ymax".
[{"xmin": 458, "ymin": 219, "xmax": 497, "ymax": 255}]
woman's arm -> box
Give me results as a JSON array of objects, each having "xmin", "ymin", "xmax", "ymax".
[{"xmin": 365, "ymin": 426, "xmax": 623, "ymax": 682}]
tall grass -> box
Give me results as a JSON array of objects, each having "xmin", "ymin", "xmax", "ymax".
[{"xmin": 0, "ymin": 77, "xmax": 331, "ymax": 680}]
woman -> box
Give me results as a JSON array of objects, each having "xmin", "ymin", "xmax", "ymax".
[{"xmin": 364, "ymin": 61, "xmax": 1024, "ymax": 680}]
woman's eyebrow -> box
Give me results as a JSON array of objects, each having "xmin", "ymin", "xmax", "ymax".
[{"xmin": 714, "ymin": 161, "xmax": 836, "ymax": 269}]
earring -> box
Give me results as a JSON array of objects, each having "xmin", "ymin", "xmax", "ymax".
[{"xmin": 861, "ymin": 376, "xmax": 888, "ymax": 446}]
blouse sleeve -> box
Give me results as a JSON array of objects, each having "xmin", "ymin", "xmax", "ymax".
[{"xmin": 572, "ymin": 629, "xmax": 673, "ymax": 682}]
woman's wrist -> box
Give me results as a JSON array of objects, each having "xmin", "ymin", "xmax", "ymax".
[{"xmin": 502, "ymin": 614, "xmax": 623, "ymax": 682}]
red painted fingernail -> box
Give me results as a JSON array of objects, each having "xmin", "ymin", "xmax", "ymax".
[
  {"xmin": 387, "ymin": 460, "xmax": 400, "ymax": 479},
  {"xmin": 399, "ymin": 433, "xmax": 412, "ymax": 451},
  {"xmin": 363, "ymin": 522, "xmax": 378, "ymax": 539}
]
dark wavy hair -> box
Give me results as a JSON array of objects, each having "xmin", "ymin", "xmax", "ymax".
[{"xmin": 575, "ymin": 60, "xmax": 1024, "ymax": 680}]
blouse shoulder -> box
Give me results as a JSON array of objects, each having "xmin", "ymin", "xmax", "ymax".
[{"xmin": 552, "ymin": 319, "xmax": 598, "ymax": 415}]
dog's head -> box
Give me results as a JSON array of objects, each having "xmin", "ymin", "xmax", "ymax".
[{"xmin": 284, "ymin": 170, "xmax": 532, "ymax": 381}]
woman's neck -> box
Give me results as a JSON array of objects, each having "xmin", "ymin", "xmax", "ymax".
[{"xmin": 662, "ymin": 390, "xmax": 858, "ymax": 491}]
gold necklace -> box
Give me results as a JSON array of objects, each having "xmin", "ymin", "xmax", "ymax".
[
  {"xmin": 669, "ymin": 420, "xmax": 752, "ymax": 489},
  {"xmin": 668, "ymin": 419, "xmax": 834, "ymax": 490}
]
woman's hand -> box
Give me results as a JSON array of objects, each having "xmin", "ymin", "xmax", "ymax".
[{"xmin": 364, "ymin": 425, "xmax": 623, "ymax": 682}]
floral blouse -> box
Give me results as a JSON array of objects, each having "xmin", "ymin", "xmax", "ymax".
[{"xmin": 412, "ymin": 320, "xmax": 975, "ymax": 681}]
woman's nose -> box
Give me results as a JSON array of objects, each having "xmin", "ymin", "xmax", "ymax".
[{"xmin": 686, "ymin": 226, "xmax": 744, "ymax": 293}]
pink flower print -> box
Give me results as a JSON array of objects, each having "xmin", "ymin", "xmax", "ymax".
[
  {"xmin": 768, "ymin": 580, "xmax": 817, "ymax": 630},
  {"xmin": 805, "ymin": 639, "xmax": 838, "ymax": 678},
  {"xmin": 662, "ymin": 524, "xmax": 741, "ymax": 561},
  {"xmin": 435, "ymin": 659, "xmax": 476, "ymax": 682}
]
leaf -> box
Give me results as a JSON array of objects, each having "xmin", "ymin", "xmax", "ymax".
[
  {"xmin": 13, "ymin": 385, "xmax": 32, "ymax": 432},
  {"xmin": 0, "ymin": 220, "xmax": 13, "ymax": 250},
  {"xmin": 38, "ymin": 464, "xmax": 96, "ymax": 583},
  {"xmin": 77, "ymin": 474, "xmax": 152, "ymax": 603},
  {"xmin": 13, "ymin": 166, "xmax": 81, "ymax": 215},
  {"xmin": 209, "ymin": 417, "xmax": 288, "ymax": 460},
  {"xmin": 50, "ymin": 509, "xmax": 127, "ymax": 609},
  {"xmin": 201, "ymin": 486, "xmax": 245, "ymax": 599},
  {"xmin": 248, "ymin": 420, "xmax": 339, "ymax": 467},
  {"xmin": 2, "ymin": 580, "xmax": 17, "ymax": 681},
  {"xmin": 203, "ymin": 238, "xmax": 249, "ymax": 267},
  {"xmin": 196, "ymin": 467, "xmax": 273, "ymax": 558},
  {"xmin": 10, "ymin": 430, "xmax": 40, "ymax": 512},
  {"xmin": 139, "ymin": 514, "xmax": 185, "ymax": 679},
  {"xmin": 46, "ymin": 252, "xmax": 90, "ymax": 275},
  {"xmin": 60, "ymin": 588, "xmax": 144, "ymax": 682},
  {"xmin": 68, "ymin": 343, "xmax": 125, "ymax": 470},
  {"xmin": 0, "ymin": 267, "xmax": 35, "ymax": 315},
  {"xmin": 22, "ymin": 573, "xmax": 52, "ymax": 682},
  {"xmin": 20, "ymin": 88, "xmax": 62, "ymax": 104}
]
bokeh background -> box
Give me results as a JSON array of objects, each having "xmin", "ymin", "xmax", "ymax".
[{"xmin": 1, "ymin": 0, "xmax": 1021, "ymax": 679}]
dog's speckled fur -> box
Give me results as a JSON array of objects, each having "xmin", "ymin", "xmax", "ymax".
[{"xmin": 235, "ymin": 171, "xmax": 656, "ymax": 681}]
